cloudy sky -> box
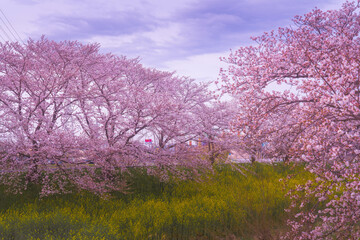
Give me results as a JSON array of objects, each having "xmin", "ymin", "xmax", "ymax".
[{"xmin": 0, "ymin": 0, "xmax": 346, "ymax": 83}]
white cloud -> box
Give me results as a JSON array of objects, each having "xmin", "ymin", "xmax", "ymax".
[
  {"xmin": 0, "ymin": 0, "xmax": 350, "ymax": 86},
  {"xmin": 142, "ymin": 23, "xmax": 184, "ymax": 47},
  {"xmin": 162, "ymin": 51, "xmax": 229, "ymax": 82},
  {"xmin": 87, "ymin": 35, "xmax": 138, "ymax": 49}
]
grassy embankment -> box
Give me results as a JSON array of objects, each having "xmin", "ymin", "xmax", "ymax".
[{"xmin": 0, "ymin": 163, "xmax": 313, "ymax": 239}]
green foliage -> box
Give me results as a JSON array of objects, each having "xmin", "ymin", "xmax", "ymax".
[{"xmin": 0, "ymin": 163, "xmax": 311, "ymax": 239}]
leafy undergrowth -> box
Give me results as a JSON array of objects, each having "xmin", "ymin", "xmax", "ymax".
[{"xmin": 0, "ymin": 163, "xmax": 312, "ymax": 240}]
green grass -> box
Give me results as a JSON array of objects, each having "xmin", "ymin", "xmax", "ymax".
[{"xmin": 0, "ymin": 163, "xmax": 312, "ymax": 240}]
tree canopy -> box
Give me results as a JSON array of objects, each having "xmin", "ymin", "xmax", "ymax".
[
  {"xmin": 221, "ymin": 1, "xmax": 360, "ymax": 239},
  {"xmin": 0, "ymin": 37, "xmax": 234, "ymax": 195}
]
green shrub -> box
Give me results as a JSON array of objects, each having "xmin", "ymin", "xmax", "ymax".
[{"xmin": 0, "ymin": 163, "xmax": 312, "ymax": 239}]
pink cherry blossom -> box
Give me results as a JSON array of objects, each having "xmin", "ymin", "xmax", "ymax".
[
  {"xmin": 221, "ymin": 1, "xmax": 360, "ymax": 239},
  {"xmin": 0, "ymin": 37, "xmax": 236, "ymax": 196}
]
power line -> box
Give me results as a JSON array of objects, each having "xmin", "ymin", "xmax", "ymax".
[
  {"xmin": 0, "ymin": 30, "xmax": 6, "ymax": 42},
  {"xmin": 0, "ymin": 23, "xmax": 12, "ymax": 42},
  {"xmin": 0, "ymin": 9, "xmax": 24, "ymax": 44},
  {"xmin": 0, "ymin": 15, "xmax": 15, "ymax": 41}
]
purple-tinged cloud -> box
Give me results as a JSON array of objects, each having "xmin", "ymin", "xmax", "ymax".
[{"xmin": 0, "ymin": 0, "xmax": 346, "ymax": 79}]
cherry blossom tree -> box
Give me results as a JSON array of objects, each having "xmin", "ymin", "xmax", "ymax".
[
  {"xmin": 149, "ymin": 78, "xmax": 211, "ymax": 150},
  {"xmin": 220, "ymin": 1, "xmax": 360, "ymax": 239},
  {"xmin": 71, "ymin": 59, "xmax": 212, "ymax": 178},
  {"xmin": 193, "ymin": 101, "xmax": 236, "ymax": 164},
  {"xmin": 0, "ymin": 36, "xmax": 232, "ymax": 195},
  {"xmin": 0, "ymin": 37, "xmax": 102, "ymax": 194}
]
